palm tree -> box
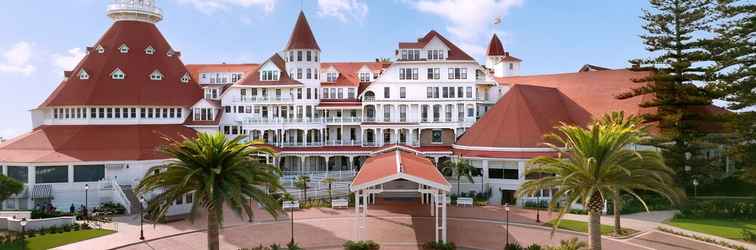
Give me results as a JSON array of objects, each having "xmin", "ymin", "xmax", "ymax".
[
  {"xmin": 294, "ymin": 175, "xmax": 311, "ymax": 201},
  {"xmin": 596, "ymin": 112, "xmax": 685, "ymax": 234},
  {"xmin": 516, "ymin": 111, "xmax": 685, "ymax": 250},
  {"xmin": 322, "ymin": 177, "xmax": 336, "ymax": 202},
  {"xmin": 136, "ymin": 133, "xmax": 284, "ymax": 250},
  {"xmin": 441, "ymin": 159, "xmax": 475, "ymax": 197}
]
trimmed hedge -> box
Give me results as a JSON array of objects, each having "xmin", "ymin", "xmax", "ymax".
[
  {"xmin": 343, "ymin": 240, "xmax": 380, "ymax": 250},
  {"xmin": 677, "ymin": 199, "xmax": 756, "ymax": 219}
]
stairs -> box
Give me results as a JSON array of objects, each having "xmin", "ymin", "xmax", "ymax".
[{"xmin": 119, "ymin": 185, "xmax": 141, "ymax": 215}]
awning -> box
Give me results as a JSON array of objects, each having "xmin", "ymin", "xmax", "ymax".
[
  {"xmin": 31, "ymin": 184, "xmax": 53, "ymax": 199},
  {"xmin": 350, "ymin": 149, "xmax": 450, "ymax": 191}
]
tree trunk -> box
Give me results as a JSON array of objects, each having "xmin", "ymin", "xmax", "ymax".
[
  {"xmin": 207, "ymin": 207, "xmax": 220, "ymax": 250},
  {"xmin": 589, "ymin": 209, "xmax": 603, "ymax": 250},
  {"xmin": 457, "ymin": 178, "xmax": 461, "ymax": 196},
  {"xmin": 613, "ymin": 191, "xmax": 621, "ymax": 234}
]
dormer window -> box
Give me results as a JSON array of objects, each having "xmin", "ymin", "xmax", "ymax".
[
  {"xmin": 119, "ymin": 44, "xmax": 129, "ymax": 54},
  {"xmin": 400, "ymin": 49, "xmax": 420, "ymax": 61},
  {"xmin": 261, "ymin": 70, "xmax": 279, "ymax": 81},
  {"xmin": 359, "ymin": 72, "xmax": 371, "ymax": 82},
  {"xmin": 78, "ymin": 69, "xmax": 89, "ymax": 80},
  {"xmin": 427, "ymin": 49, "xmax": 445, "ymax": 60},
  {"xmin": 166, "ymin": 49, "xmax": 175, "ymax": 57},
  {"xmin": 145, "ymin": 45, "xmax": 155, "ymax": 55},
  {"xmin": 111, "ymin": 68, "xmax": 125, "ymax": 80},
  {"xmin": 150, "ymin": 70, "xmax": 164, "ymax": 80},
  {"xmin": 181, "ymin": 73, "xmax": 191, "ymax": 83},
  {"xmin": 326, "ymin": 72, "xmax": 338, "ymax": 82},
  {"xmin": 96, "ymin": 45, "xmax": 105, "ymax": 54}
]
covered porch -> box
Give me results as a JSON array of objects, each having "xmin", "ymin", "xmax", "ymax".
[{"xmin": 350, "ymin": 149, "xmax": 451, "ymax": 242}]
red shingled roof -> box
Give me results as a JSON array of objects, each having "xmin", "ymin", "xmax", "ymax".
[
  {"xmin": 398, "ymin": 30, "xmax": 474, "ymax": 61},
  {"xmin": 237, "ymin": 54, "xmax": 302, "ymax": 86},
  {"xmin": 496, "ymin": 69, "xmax": 656, "ymax": 119},
  {"xmin": 39, "ymin": 21, "xmax": 203, "ymax": 108},
  {"xmin": 457, "ymin": 84, "xmax": 591, "ymax": 149},
  {"xmin": 487, "ymin": 34, "xmax": 505, "ymax": 56},
  {"xmin": 321, "ymin": 62, "xmax": 384, "ymax": 86},
  {"xmin": 351, "ymin": 149, "xmax": 449, "ymax": 191},
  {"xmin": 0, "ymin": 125, "xmax": 197, "ymax": 163},
  {"xmin": 285, "ymin": 11, "xmax": 320, "ymax": 51}
]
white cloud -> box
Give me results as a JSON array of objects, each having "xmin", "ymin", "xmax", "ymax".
[
  {"xmin": 407, "ymin": 0, "xmax": 523, "ymax": 57},
  {"xmin": 51, "ymin": 48, "xmax": 85, "ymax": 72},
  {"xmin": 0, "ymin": 127, "xmax": 23, "ymax": 141},
  {"xmin": 317, "ymin": 0, "xmax": 368, "ymax": 23},
  {"xmin": 176, "ymin": 0, "xmax": 276, "ymax": 15},
  {"xmin": 0, "ymin": 42, "xmax": 35, "ymax": 76}
]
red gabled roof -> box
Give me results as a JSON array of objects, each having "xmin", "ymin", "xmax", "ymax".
[
  {"xmin": 39, "ymin": 21, "xmax": 203, "ymax": 108},
  {"xmin": 496, "ymin": 69, "xmax": 656, "ymax": 120},
  {"xmin": 457, "ymin": 84, "xmax": 591, "ymax": 149},
  {"xmin": 321, "ymin": 62, "xmax": 385, "ymax": 86},
  {"xmin": 185, "ymin": 63, "xmax": 259, "ymax": 82},
  {"xmin": 285, "ymin": 11, "xmax": 320, "ymax": 51},
  {"xmin": 236, "ymin": 54, "xmax": 302, "ymax": 86},
  {"xmin": 351, "ymin": 149, "xmax": 449, "ymax": 191},
  {"xmin": 0, "ymin": 125, "xmax": 197, "ymax": 163},
  {"xmin": 398, "ymin": 30, "xmax": 474, "ymax": 61},
  {"xmin": 487, "ymin": 34, "xmax": 505, "ymax": 56}
]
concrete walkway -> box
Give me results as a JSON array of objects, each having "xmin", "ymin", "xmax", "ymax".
[{"xmin": 55, "ymin": 203, "xmax": 752, "ymax": 250}]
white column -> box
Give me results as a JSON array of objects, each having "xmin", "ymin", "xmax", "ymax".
[
  {"xmin": 300, "ymin": 156, "xmax": 305, "ymax": 174},
  {"xmin": 442, "ymin": 191, "xmax": 448, "ymax": 242},
  {"xmin": 434, "ymin": 192, "xmax": 439, "ymax": 242},
  {"xmin": 325, "ymin": 156, "xmax": 330, "ymax": 173},
  {"xmin": 517, "ymin": 161, "xmax": 526, "ymax": 181}
]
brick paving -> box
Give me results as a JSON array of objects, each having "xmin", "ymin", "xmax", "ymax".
[{"xmin": 54, "ymin": 200, "xmax": 743, "ymax": 250}]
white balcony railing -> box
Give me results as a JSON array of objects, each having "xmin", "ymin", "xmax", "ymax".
[
  {"xmin": 324, "ymin": 117, "xmax": 362, "ymax": 123},
  {"xmin": 241, "ymin": 117, "xmax": 325, "ymax": 125},
  {"xmin": 234, "ymin": 96, "xmax": 295, "ymax": 103}
]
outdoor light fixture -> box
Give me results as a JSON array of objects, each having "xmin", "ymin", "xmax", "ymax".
[
  {"xmin": 139, "ymin": 196, "xmax": 146, "ymax": 240},
  {"xmin": 505, "ymin": 203, "xmax": 510, "ymax": 246}
]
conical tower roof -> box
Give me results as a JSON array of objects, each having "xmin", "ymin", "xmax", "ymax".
[
  {"xmin": 285, "ymin": 11, "xmax": 321, "ymax": 51},
  {"xmin": 487, "ymin": 34, "xmax": 505, "ymax": 56},
  {"xmin": 39, "ymin": 21, "xmax": 203, "ymax": 108},
  {"xmin": 456, "ymin": 85, "xmax": 591, "ymax": 148}
]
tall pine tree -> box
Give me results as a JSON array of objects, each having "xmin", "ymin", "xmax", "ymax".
[
  {"xmin": 706, "ymin": 0, "xmax": 755, "ymax": 183},
  {"xmin": 621, "ymin": 0, "xmax": 720, "ymax": 188}
]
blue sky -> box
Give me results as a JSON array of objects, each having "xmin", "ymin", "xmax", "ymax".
[{"xmin": 0, "ymin": 0, "xmax": 651, "ymax": 139}]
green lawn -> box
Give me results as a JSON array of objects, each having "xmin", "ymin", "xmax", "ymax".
[
  {"xmin": 0, "ymin": 229, "xmax": 114, "ymax": 250},
  {"xmin": 666, "ymin": 217, "xmax": 756, "ymax": 240},
  {"xmin": 546, "ymin": 219, "xmax": 632, "ymax": 236}
]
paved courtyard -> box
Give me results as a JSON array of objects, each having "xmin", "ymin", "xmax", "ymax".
[{"xmin": 56, "ymin": 200, "xmax": 738, "ymax": 250}]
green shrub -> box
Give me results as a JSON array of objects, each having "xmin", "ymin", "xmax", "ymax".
[
  {"xmin": 63, "ymin": 224, "xmax": 72, "ymax": 232},
  {"xmin": 523, "ymin": 200, "xmax": 548, "ymax": 209},
  {"xmin": 343, "ymin": 240, "xmax": 380, "ymax": 250},
  {"xmin": 81, "ymin": 223, "xmax": 92, "ymax": 230},
  {"xmin": 677, "ymin": 199, "xmax": 756, "ymax": 219},
  {"xmin": 524, "ymin": 244, "xmax": 543, "ymax": 250},
  {"xmin": 96, "ymin": 202, "xmax": 127, "ymax": 215},
  {"xmin": 743, "ymin": 229, "xmax": 756, "ymax": 243},
  {"xmin": 422, "ymin": 241, "xmax": 456, "ymax": 250},
  {"xmin": 545, "ymin": 238, "xmax": 587, "ymax": 250},
  {"xmin": 606, "ymin": 193, "xmax": 676, "ymax": 215},
  {"xmin": 504, "ymin": 242, "xmax": 523, "ymax": 250},
  {"xmin": 286, "ymin": 241, "xmax": 302, "ymax": 250}
]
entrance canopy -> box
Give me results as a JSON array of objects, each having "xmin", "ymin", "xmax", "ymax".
[
  {"xmin": 350, "ymin": 149, "xmax": 451, "ymax": 242},
  {"xmin": 350, "ymin": 149, "xmax": 450, "ymax": 192}
]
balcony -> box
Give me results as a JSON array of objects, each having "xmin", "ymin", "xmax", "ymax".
[
  {"xmin": 234, "ymin": 96, "xmax": 295, "ymax": 103},
  {"xmin": 324, "ymin": 117, "xmax": 362, "ymax": 123},
  {"xmin": 241, "ymin": 117, "xmax": 325, "ymax": 125}
]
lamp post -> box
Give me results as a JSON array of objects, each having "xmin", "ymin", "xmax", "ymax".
[
  {"xmin": 84, "ymin": 184, "xmax": 89, "ymax": 223},
  {"xmin": 536, "ymin": 191, "xmax": 541, "ymax": 223},
  {"xmin": 693, "ymin": 179, "xmax": 699, "ymax": 198},
  {"xmin": 139, "ymin": 196, "xmax": 145, "ymax": 241},
  {"xmin": 20, "ymin": 218, "xmax": 28, "ymax": 240},
  {"xmin": 505, "ymin": 203, "xmax": 510, "ymax": 246},
  {"xmin": 289, "ymin": 204, "xmax": 295, "ymax": 245}
]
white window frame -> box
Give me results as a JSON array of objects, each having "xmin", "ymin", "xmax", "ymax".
[
  {"xmin": 150, "ymin": 70, "xmax": 164, "ymax": 81},
  {"xmin": 145, "ymin": 45, "xmax": 155, "ymax": 55},
  {"xmin": 78, "ymin": 69, "xmax": 89, "ymax": 80},
  {"xmin": 119, "ymin": 44, "xmax": 129, "ymax": 54},
  {"xmin": 96, "ymin": 45, "xmax": 105, "ymax": 54},
  {"xmin": 181, "ymin": 73, "xmax": 191, "ymax": 83},
  {"xmin": 111, "ymin": 68, "xmax": 126, "ymax": 80}
]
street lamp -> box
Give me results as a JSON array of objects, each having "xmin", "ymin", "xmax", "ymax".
[
  {"xmin": 505, "ymin": 203, "xmax": 510, "ymax": 246},
  {"xmin": 84, "ymin": 184, "xmax": 89, "ymax": 222},
  {"xmin": 20, "ymin": 218, "xmax": 28, "ymax": 240},
  {"xmin": 693, "ymin": 179, "xmax": 699, "ymax": 198},
  {"xmin": 536, "ymin": 191, "xmax": 541, "ymax": 223},
  {"xmin": 139, "ymin": 196, "xmax": 145, "ymax": 241},
  {"xmin": 289, "ymin": 203, "xmax": 295, "ymax": 246}
]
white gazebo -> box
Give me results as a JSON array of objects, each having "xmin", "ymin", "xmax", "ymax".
[{"xmin": 350, "ymin": 148, "xmax": 451, "ymax": 242}]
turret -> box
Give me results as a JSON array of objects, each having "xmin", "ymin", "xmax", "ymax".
[
  {"xmin": 485, "ymin": 34, "xmax": 521, "ymax": 77},
  {"xmin": 107, "ymin": 0, "xmax": 163, "ymax": 23},
  {"xmin": 283, "ymin": 11, "xmax": 321, "ymax": 91}
]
